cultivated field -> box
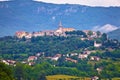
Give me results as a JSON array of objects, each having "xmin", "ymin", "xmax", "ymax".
[{"xmin": 46, "ymin": 75, "xmax": 91, "ymax": 80}]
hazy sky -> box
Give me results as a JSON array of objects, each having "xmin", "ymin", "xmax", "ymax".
[{"xmin": 34, "ymin": 0, "xmax": 120, "ymax": 7}]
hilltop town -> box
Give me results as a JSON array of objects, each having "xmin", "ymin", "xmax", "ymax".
[
  {"xmin": 15, "ymin": 22, "xmax": 75, "ymax": 38},
  {"xmin": 15, "ymin": 21, "xmax": 101, "ymax": 39},
  {"xmin": 0, "ymin": 22, "xmax": 120, "ymax": 80}
]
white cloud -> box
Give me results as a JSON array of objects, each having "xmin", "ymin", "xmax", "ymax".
[
  {"xmin": 33, "ymin": 0, "xmax": 120, "ymax": 7},
  {"xmin": 92, "ymin": 24, "xmax": 118, "ymax": 33},
  {"xmin": 1, "ymin": 0, "xmax": 120, "ymax": 7},
  {"xmin": 0, "ymin": 0, "xmax": 10, "ymax": 1}
]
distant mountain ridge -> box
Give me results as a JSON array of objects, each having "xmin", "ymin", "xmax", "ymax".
[
  {"xmin": 0, "ymin": 0, "xmax": 120, "ymax": 36},
  {"xmin": 108, "ymin": 28, "xmax": 120, "ymax": 41}
]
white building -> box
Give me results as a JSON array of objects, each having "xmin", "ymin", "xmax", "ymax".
[
  {"xmin": 78, "ymin": 53, "xmax": 88, "ymax": 59},
  {"xmin": 28, "ymin": 56, "xmax": 37, "ymax": 62},
  {"xmin": 94, "ymin": 41, "xmax": 102, "ymax": 47}
]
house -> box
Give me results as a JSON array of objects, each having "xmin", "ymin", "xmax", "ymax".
[
  {"xmin": 2, "ymin": 60, "xmax": 9, "ymax": 65},
  {"xmin": 94, "ymin": 41, "xmax": 102, "ymax": 47},
  {"xmin": 7, "ymin": 60, "xmax": 16, "ymax": 65},
  {"xmin": 28, "ymin": 62, "xmax": 35, "ymax": 66},
  {"xmin": 62, "ymin": 28, "xmax": 75, "ymax": 32},
  {"xmin": 78, "ymin": 54, "xmax": 88, "ymax": 59},
  {"xmin": 15, "ymin": 31, "xmax": 28, "ymax": 38},
  {"xmin": 70, "ymin": 53, "xmax": 78, "ymax": 56},
  {"xmin": 107, "ymin": 47, "xmax": 114, "ymax": 51},
  {"xmin": 78, "ymin": 52, "xmax": 89, "ymax": 59},
  {"xmin": 36, "ymin": 52, "xmax": 44, "ymax": 57},
  {"xmin": 65, "ymin": 58, "xmax": 77, "ymax": 63},
  {"xmin": 90, "ymin": 56, "xmax": 100, "ymax": 61},
  {"xmin": 51, "ymin": 54, "xmax": 62, "ymax": 61},
  {"xmin": 43, "ymin": 30, "xmax": 55, "ymax": 36},
  {"xmin": 83, "ymin": 30, "xmax": 90, "ymax": 35},
  {"xmin": 33, "ymin": 31, "xmax": 45, "ymax": 37},
  {"xmin": 66, "ymin": 54, "xmax": 70, "ymax": 57},
  {"xmin": 91, "ymin": 31, "xmax": 97, "ymax": 38},
  {"xmin": 51, "ymin": 57, "xmax": 59, "ymax": 61},
  {"xmin": 96, "ymin": 67, "xmax": 103, "ymax": 74},
  {"xmin": 21, "ymin": 61, "xmax": 27, "ymax": 64},
  {"xmin": 2, "ymin": 60, "xmax": 16, "ymax": 66},
  {"xmin": 28, "ymin": 56, "xmax": 37, "ymax": 62},
  {"xmin": 80, "ymin": 38, "xmax": 88, "ymax": 41},
  {"xmin": 91, "ymin": 76, "xmax": 99, "ymax": 80},
  {"xmin": 85, "ymin": 50, "xmax": 96, "ymax": 55},
  {"xmin": 25, "ymin": 33, "xmax": 32, "ymax": 39}
]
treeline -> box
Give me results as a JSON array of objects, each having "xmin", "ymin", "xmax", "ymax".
[
  {"xmin": 90, "ymin": 50, "xmax": 120, "ymax": 59},
  {"xmin": 0, "ymin": 36, "xmax": 93, "ymax": 57},
  {"xmin": 1, "ymin": 59, "xmax": 120, "ymax": 80},
  {"xmin": 1, "ymin": 62, "xmax": 93, "ymax": 80},
  {"xmin": 65, "ymin": 30, "xmax": 87, "ymax": 37},
  {"xmin": 0, "ymin": 62, "xmax": 15, "ymax": 80}
]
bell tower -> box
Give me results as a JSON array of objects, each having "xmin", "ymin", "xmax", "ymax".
[
  {"xmin": 56, "ymin": 21, "xmax": 64, "ymax": 33},
  {"xmin": 58, "ymin": 21, "xmax": 63, "ymax": 29}
]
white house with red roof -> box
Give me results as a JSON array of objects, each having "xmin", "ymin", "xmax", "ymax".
[
  {"xmin": 51, "ymin": 54, "xmax": 62, "ymax": 61},
  {"xmin": 28, "ymin": 56, "xmax": 37, "ymax": 62}
]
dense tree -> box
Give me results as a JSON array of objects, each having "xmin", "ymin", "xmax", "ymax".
[
  {"xmin": 101, "ymin": 33, "xmax": 108, "ymax": 41},
  {"xmin": 0, "ymin": 36, "xmax": 94, "ymax": 57},
  {"xmin": 96, "ymin": 31, "xmax": 101, "ymax": 37},
  {"xmin": 87, "ymin": 31, "xmax": 93, "ymax": 37},
  {"xmin": 0, "ymin": 62, "xmax": 15, "ymax": 80},
  {"xmin": 65, "ymin": 30, "xmax": 87, "ymax": 37},
  {"xmin": 14, "ymin": 63, "xmax": 25, "ymax": 80}
]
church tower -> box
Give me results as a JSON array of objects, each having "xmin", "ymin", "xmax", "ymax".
[
  {"xmin": 56, "ymin": 21, "xmax": 64, "ymax": 33},
  {"xmin": 58, "ymin": 21, "xmax": 63, "ymax": 29}
]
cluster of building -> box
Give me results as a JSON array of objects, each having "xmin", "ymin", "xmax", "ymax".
[
  {"xmin": 45, "ymin": 50, "xmax": 101, "ymax": 64},
  {"xmin": 15, "ymin": 21, "xmax": 75, "ymax": 38},
  {"xmin": 0, "ymin": 52, "xmax": 44, "ymax": 66},
  {"xmin": 0, "ymin": 48, "xmax": 102, "ymax": 67},
  {"xmin": 15, "ymin": 21, "xmax": 103, "ymax": 40}
]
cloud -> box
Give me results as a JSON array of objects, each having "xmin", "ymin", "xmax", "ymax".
[
  {"xmin": 1, "ymin": 0, "xmax": 120, "ymax": 7},
  {"xmin": 92, "ymin": 24, "xmax": 119, "ymax": 33},
  {"xmin": 33, "ymin": 0, "xmax": 120, "ymax": 7},
  {"xmin": 0, "ymin": 0, "xmax": 10, "ymax": 1}
]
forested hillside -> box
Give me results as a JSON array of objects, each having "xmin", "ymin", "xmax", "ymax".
[{"xmin": 0, "ymin": 32, "xmax": 120, "ymax": 80}]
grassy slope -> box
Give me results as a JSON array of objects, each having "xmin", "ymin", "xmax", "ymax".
[
  {"xmin": 46, "ymin": 75, "xmax": 120, "ymax": 80},
  {"xmin": 46, "ymin": 75, "xmax": 90, "ymax": 80}
]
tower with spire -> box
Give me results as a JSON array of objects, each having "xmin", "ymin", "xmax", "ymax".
[
  {"xmin": 58, "ymin": 21, "xmax": 63, "ymax": 29},
  {"xmin": 56, "ymin": 21, "xmax": 64, "ymax": 33},
  {"xmin": 56, "ymin": 21, "xmax": 75, "ymax": 34}
]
